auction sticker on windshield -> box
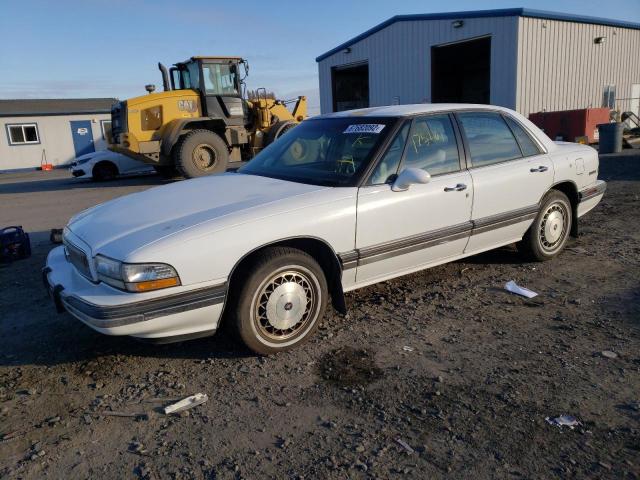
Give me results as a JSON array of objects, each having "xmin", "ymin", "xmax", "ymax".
[{"xmin": 343, "ymin": 124, "xmax": 386, "ymax": 134}]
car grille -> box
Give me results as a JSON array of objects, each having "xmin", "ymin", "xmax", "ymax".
[{"xmin": 64, "ymin": 239, "xmax": 93, "ymax": 280}]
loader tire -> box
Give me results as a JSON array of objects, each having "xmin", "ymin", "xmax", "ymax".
[
  {"xmin": 174, "ymin": 130, "xmax": 229, "ymax": 178},
  {"xmin": 265, "ymin": 121, "xmax": 297, "ymax": 147}
]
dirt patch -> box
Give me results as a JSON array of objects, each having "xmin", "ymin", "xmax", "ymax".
[{"xmin": 319, "ymin": 347, "xmax": 384, "ymax": 387}]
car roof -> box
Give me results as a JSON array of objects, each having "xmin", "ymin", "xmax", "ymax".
[
  {"xmin": 315, "ymin": 103, "xmax": 557, "ymax": 152},
  {"xmin": 316, "ymin": 103, "xmax": 515, "ymax": 119}
]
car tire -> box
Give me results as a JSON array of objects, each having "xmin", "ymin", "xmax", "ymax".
[
  {"xmin": 228, "ymin": 247, "xmax": 328, "ymax": 355},
  {"xmin": 92, "ymin": 161, "xmax": 118, "ymax": 181},
  {"xmin": 518, "ymin": 190, "xmax": 572, "ymax": 261},
  {"xmin": 174, "ymin": 130, "xmax": 229, "ymax": 179}
]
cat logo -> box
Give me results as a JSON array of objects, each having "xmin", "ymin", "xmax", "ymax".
[{"xmin": 178, "ymin": 100, "xmax": 197, "ymax": 113}]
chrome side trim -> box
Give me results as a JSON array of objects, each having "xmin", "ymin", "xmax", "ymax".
[
  {"xmin": 338, "ymin": 251, "xmax": 358, "ymax": 270},
  {"xmin": 579, "ymin": 180, "xmax": 606, "ymax": 202},
  {"xmin": 61, "ymin": 283, "xmax": 227, "ymax": 328},
  {"xmin": 357, "ymin": 222, "xmax": 472, "ymax": 266},
  {"xmin": 471, "ymin": 205, "xmax": 539, "ymax": 235},
  {"xmin": 339, "ymin": 204, "xmax": 539, "ymax": 269}
]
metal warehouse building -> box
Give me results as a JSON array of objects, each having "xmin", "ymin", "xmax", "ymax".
[
  {"xmin": 316, "ymin": 8, "xmax": 640, "ymax": 117},
  {"xmin": 0, "ymin": 98, "xmax": 117, "ymax": 171}
]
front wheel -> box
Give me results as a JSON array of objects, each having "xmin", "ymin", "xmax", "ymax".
[
  {"xmin": 518, "ymin": 190, "xmax": 572, "ymax": 261},
  {"xmin": 229, "ymin": 247, "xmax": 328, "ymax": 355},
  {"xmin": 92, "ymin": 161, "xmax": 118, "ymax": 181}
]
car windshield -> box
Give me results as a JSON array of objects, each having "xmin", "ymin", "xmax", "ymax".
[{"xmin": 239, "ymin": 117, "xmax": 397, "ymax": 186}]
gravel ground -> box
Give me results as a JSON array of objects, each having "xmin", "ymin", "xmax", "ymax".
[{"xmin": 1, "ymin": 153, "xmax": 639, "ymax": 479}]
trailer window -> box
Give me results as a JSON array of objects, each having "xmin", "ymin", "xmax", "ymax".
[{"xmin": 7, "ymin": 123, "xmax": 40, "ymax": 145}]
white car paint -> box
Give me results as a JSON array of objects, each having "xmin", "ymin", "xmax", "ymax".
[
  {"xmin": 70, "ymin": 150, "xmax": 155, "ymax": 180},
  {"xmin": 45, "ymin": 104, "xmax": 605, "ymax": 343}
]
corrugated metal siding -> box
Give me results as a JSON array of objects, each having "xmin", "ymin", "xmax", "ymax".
[
  {"xmin": 517, "ymin": 17, "xmax": 640, "ymax": 117},
  {"xmin": 318, "ymin": 16, "xmax": 519, "ymax": 114}
]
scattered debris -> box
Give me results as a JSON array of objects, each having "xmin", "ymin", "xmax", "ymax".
[
  {"xmin": 545, "ymin": 415, "xmax": 581, "ymax": 429},
  {"xmin": 504, "ymin": 280, "xmax": 538, "ymax": 299},
  {"xmin": 567, "ymin": 246, "xmax": 588, "ymax": 255},
  {"xmin": 402, "ymin": 346, "xmax": 414, "ymax": 352},
  {"xmin": 127, "ymin": 441, "xmax": 149, "ymax": 456},
  {"xmin": 395, "ymin": 438, "xmax": 415, "ymax": 454},
  {"xmin": 600, "ymin": 350, "xmax": 618, "ymax": 359},
  {"xmin": 141, "ymin": 397, "xmax": 182, "ymax": 403},
  {"xmin": 0, "ymin": 431, "xmax": 22, "ymax": 443},
  {"xmin": 163, "ymin": 393, "xmax": 208, "ymax": 415},
  {"xmin": 96, "ymin": 411, "xmax": 148, "ymax": 420}
]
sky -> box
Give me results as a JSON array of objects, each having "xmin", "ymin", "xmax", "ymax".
[{"xmin": 1, "ymin": 0, "xmax": 639, "ymax": 115}]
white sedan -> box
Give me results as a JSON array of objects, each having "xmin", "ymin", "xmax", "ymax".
[
  {"xmin": 70, "ymin": 150, "xmax": 155, "ymax": 181},
  {"xmin": 45, "ymin": 104, "xmax": 606, "ymax": 354}
]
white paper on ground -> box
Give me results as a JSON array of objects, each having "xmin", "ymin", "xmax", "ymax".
[
  {"xmin": 504, "ymin": 280, "xmax": 538, "ymax": 298},
  {"xmin": 164, "ymin": 393, "xmax": 208, "ymax": 415}
]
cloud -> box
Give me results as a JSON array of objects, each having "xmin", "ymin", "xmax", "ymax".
[{"xmin": 0, "ymin": 79, "xmax": 142, "ymax": 100}]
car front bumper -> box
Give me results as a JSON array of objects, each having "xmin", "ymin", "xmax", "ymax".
[{"xmin": 44, "ymin": 246, "xmax": 226, "ymax": 342}]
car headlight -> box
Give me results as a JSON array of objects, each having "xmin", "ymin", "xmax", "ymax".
[{"xmin": 95, "ymin": 254, "xmax": 180, "ymax": 292}]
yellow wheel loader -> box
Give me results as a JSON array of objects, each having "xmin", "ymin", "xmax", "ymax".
[{"xmin": 109, "ymin": 56, "xmax": 307, "ymax": 178}]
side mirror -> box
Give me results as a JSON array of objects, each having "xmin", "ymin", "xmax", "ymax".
[{"xmin": 392, "ymin": 167, "xmax": 431, "ymax": 192}]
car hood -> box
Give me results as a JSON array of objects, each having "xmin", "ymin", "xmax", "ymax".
[{"xmin": 67, "ymin": 173, "xmax": 329, "ymax": 258}]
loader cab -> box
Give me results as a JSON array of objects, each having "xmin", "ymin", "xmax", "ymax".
[{"xmin": 170, "ymin": 56, "xmax": 247, "ymax": 126}]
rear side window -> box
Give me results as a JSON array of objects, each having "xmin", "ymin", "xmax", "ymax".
[
  {"xmin": 368, "ymin": 122, "xmax": 410, "ymax": 185},
  {"xmin": 505, "ymin": 116, "xmax": 542, "ymax": 157},
  {"xmin": 457, "ymin": 112, "xmax": 522, "ymax": 167},
  {"xmin": 402, "ymin": 114, "xmax": 460, "ymax": 175}
]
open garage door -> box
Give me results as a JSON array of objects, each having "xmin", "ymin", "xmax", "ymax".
[
  {"xmin": 332, "ymin": 62, "xmax": 369, "ymax": 112},
  {"xmin": 431, "ymin": 36, "xmax": 491, "ymax": 104}
]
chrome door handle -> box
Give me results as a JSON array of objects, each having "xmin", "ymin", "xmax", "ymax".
[
  {"xmin": 444, "ymin": 183, "xmax": 467, "ymax": 192},
  {"xmin": 530, "ymin": 166, "xmax": 548, "ymax": 172}
]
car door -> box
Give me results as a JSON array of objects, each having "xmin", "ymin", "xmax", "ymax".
[
  {"xmin": 455, "ymin": 111, "xmax": 554, "ymax": 254},
  {"xmin": 354, "ymin": 114, "xmax": 473, "ymax": 285}
]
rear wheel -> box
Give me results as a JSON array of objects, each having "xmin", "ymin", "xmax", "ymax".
[
  {"xmin": 518, "ymin": 190, "xmax": 572, "ymax": 261},
  {"xmin": 174, "ymin": 129, "xmax": 229, "ymax": 178},
  {"xmin": 229, "ymin": 247, "xmax": 328, "ymax": 355},
  {"xmin": 92, "ymin": 161, "xmax": 118, "ymax": 181}
]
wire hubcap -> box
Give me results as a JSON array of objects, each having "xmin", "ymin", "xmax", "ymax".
[
  {"xmin": 539, "ymin": 202, "xmax": 568, "ymax": 252},
  {"xmin": 254, "ymin": 270, "xmax": 316, "ymax": 340}
]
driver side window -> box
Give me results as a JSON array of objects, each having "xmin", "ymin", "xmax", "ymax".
[
  {"xmin": 402, "ymin": 114, "xmax": 460, "ymax": 176},
  {"xmin": 368, "ymin": 122, "xmax": 410, "ymax": 185}
]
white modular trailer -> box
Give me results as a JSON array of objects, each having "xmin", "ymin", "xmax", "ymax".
[
  {"xmin": 0, "ymin": 98, "xmax": 117, "ymax": 171},
  {"xmin": 316, "ymin": 8, "xmax": 640, "ymax": 118}
]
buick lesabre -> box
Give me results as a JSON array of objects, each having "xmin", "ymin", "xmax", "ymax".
[{"xmin": 44, "ymin": 104, "xmax": 606, "ymax": 354}]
